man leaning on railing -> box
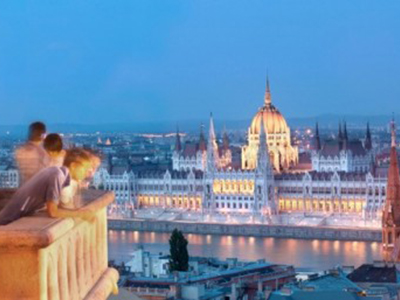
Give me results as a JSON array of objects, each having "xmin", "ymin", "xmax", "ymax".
[{"xmin": 0, "ymin": 148, "xmax": 98, "ymax": 225}]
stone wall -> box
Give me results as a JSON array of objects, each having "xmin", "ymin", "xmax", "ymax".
[
  {"xmin": 0, "ymin": 190, "xmax": 119, "ymax": 300},
  {"xmin": 108, "ymin": 219, "xmax": 382, "ymax": 242}
]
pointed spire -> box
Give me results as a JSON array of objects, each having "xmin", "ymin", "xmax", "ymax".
[
  {"xmin": 199, "ymin": 123, "xmax": 206, "ymax": 151},
  {"xmin": 259, "ymin": 117, "xmax": 267, "ymax": 149},
  {"xmin": 382, "ymin": 124, "xmax": 400, "ymax": 262},
  {"xmin": 257, "ymin": 116, "xmax": 269, "ymax": 170},
  {"xmin": 175, "ymin": 126, "xmax": 182, "ymax": 152},
  {"xmin": 383, "ymin": 117, "xmax": 400, "ymax": 229},
  {"xmin": 338, "ymin": 122, "xmax": 343, "ymax": 149},
  {"xmin": 343, "ymin": 121, "xmax": 348, "ymax": 150},
  {"xmin": 365, "ymin": 122, "xmax": 372, "ymax": 150},
  {"xmin": 206, "ymin": 113, "xmax": 219, "ymax": 171},
  {"xmin": 208, "ymin": 113, "xmax": 216, "ymax": 147},
  {"xmin": 391, "ymin": 117, "xmax": 396, "ymax": 148},
  {"xmin": 222, "ymin": 125, "xmax": 230, "ymax": 152},
  {"xmin": 314, "ymin": 122, "xmax": 321, "ymax": 151},
  {"xmin": 264, "ymin": 75, "xmax": 272, "ymax": 106},
  {"xmin": 338, "ymin": 122, "xmax": 343, "ymax": 140}
]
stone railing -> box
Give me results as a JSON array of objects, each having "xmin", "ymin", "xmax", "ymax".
[{"xmin": 0, "ymin": 189, "xmax": 119, "ymax": 300}]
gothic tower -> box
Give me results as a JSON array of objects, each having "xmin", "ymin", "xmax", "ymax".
[
  {"xmin": 175, "ymin": 127, "xmax": 182, "ymax": 152},
  {"xmin": 255, "ymin": 117, "xmax": 276, "ymax": 215},
  {"xmin": 313, "ymin": 122, "xmax": 321, "ymax": 151},
  {"xmin": 365, "ymin": 122, "xmax": 372, "ymax": 150},
  {"xmin": 382, "ymin": 119, "xmax": 400, "ymax": 262},
  {"xmin": 343, "ymin": 121, "xmax": 348, "ymax": 150},
  {"xmin": 338, "ymin": 122, "xmax": 344, "ymax": 150},
  {"xmin": 206, "ymin": 113, "xmax": 219, "ymax": 172}
]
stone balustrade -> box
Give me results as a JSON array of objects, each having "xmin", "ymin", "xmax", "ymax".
[{"xmin": 0, "ymin": 189, "xmax": 119, "ymax": 300}]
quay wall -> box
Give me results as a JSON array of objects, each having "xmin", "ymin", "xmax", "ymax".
[{"xmin": 108, "ymin": 219, "xmax": 382, "ymax": 242}]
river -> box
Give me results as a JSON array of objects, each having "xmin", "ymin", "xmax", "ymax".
[{"xmin": 108, "ymin": 230, "xmax": 382, "ymax": 270}]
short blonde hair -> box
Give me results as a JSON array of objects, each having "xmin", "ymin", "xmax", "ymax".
[{"xmin": 63, "ymin": 148, "xmax": 91, "ymax": 168}]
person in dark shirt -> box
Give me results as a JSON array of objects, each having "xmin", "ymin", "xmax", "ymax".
[
  {"xmin": 44, "ymin": 133, "xmax": 66, "ymax": 167},
  {"xmin": 0, "ymin": 148, "xmax": 96, "ymax": 225}
]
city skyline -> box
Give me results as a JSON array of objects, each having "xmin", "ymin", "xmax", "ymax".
[
  {"xmin": 2, "ymin": 2, "xmax": 400, "ymax": 300},
  {"xmin": 0, "ymin": 1, "xmax": 399, "ymax": 125}
]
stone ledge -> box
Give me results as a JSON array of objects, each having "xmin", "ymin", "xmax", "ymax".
[
  {"xmin": 84, "ymin": 268, "xmax": 120, "ymax": 300},
  {"xmin": 0, "ymin": 190, "xmax": 114, "ymax": 249}
]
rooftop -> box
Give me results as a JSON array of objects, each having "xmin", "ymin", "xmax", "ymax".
[{"xmin": 347, "ymin": 263, "xmax": 400, "ymax": 283}]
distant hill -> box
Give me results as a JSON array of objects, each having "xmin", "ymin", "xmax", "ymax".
[{"xmin": 0, "ymin": 113, "xmax": 397, "ymax": 136}]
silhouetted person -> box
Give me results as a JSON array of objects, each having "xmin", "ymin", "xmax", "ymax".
[
  {"xmin": 15, "ymin": 122, "xmax": 50, "ymax": 185},
  {"xmin": 0, "ymin": 148, "xmax": 97, "ymax": 225},
  {"xmin": 44, "ymin": 133, "xmax": 66, "ymax": 167}
]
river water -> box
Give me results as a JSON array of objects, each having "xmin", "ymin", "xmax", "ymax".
[{"xmin": 108, "ymin": 230, "xmax": 382, "ymax": 270}]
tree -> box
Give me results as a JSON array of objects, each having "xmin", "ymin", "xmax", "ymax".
[{"xmin": 169, "ymin": 228, "xmax": 189, "ymax": 272}]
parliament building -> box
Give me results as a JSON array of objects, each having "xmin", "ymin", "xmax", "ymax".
[{"xmin": 94, "ymin": 78, "xmax": 387, "ymax": 221}]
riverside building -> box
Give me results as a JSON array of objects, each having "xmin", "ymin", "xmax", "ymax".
[{"xmin": 94, "ymin": 78, "xmax": 388, "ymax": 223}]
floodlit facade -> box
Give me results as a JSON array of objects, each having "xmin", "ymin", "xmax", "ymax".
[
  {"xmin": 93, "ymin": 77, "xmax": 386, "ymax": 221},
  {"xmin": 242, "ymin": 78, "xmax": 298, "ymax": 172},
  {"xmin": 96, "ymin": 115, "xmax": 277, "ymax": 217},
  {"xmin": 311, "ymin": 122, "xmax": 374, "ymax": 173},
  {"xmin": 95, "ymin": 123, "xmax": 385, "ymax": 220}
]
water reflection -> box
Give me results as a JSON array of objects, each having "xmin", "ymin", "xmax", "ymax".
[{"xmin": 108, "ymin": 230, "xmax": 382, "ymax": 270}]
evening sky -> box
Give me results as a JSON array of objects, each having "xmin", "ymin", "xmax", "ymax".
[{"xmin": 0, "ymin": 1, "xmax": 399, "ymax": 125}]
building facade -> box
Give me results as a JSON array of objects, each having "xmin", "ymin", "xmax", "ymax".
[
  {"xmin": 94, "ymin": 121, "xmax": 385, "ymax": 220},
  {"xmin": 93, "ymin": 77, "xmax": 388, "ymax": 221},
  {"xmin": 311, "ymin": 122, "xmax": 373, "ymax": 173},
  {"xmin": 0, "ymin": 167, "xmax": 19, "ymax": 188}
]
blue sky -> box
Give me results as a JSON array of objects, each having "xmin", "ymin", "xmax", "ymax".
[{"xmin": 0, "ymin": 1, "xmax": 399, "ymax": 125}]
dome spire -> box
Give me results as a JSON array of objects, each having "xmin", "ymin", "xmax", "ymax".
[{"xmin": 264, "ymin": 74, "xmax": 271, "ymax": 106}]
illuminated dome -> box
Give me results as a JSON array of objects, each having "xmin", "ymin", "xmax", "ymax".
[
  {"xmin": 250, "ymin": 104, "xmax": 289, "ymax": 135},
  {"xmin": 242, "ymin": 77, "xmax": 298, "ymax": 171},
  {"xmin": 250, "ymin": 80, "xmax": 289, "ymax": 135}
]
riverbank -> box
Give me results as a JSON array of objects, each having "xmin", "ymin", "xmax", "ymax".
[{"xmin": 108, "ymin": 218, "xmax": 381, "ymax": 242}]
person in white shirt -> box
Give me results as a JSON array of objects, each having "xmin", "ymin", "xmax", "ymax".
[{"xmin": 0, "ymin": 148, "xmax": 97, "ymax": 225}]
